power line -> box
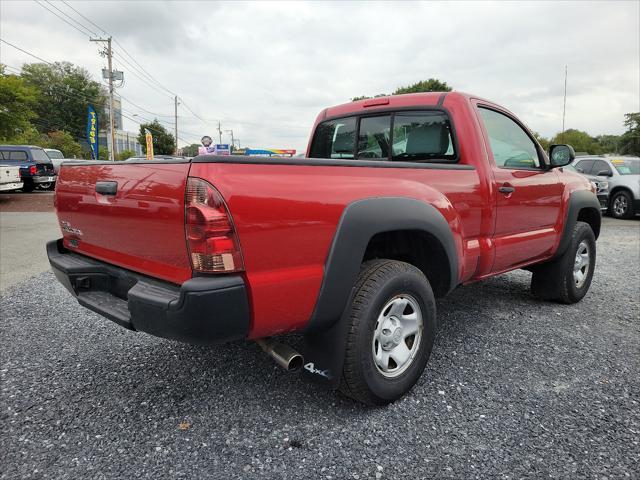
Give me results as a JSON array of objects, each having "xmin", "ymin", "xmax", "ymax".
[
  {"xmin": 61, "ymin": 0, "xmax": 109, "ymax": 36},
  {"xmin": 33, "ymin": 1, "xmax": 92, "ymax": 38},
  {"xmin": 0, "ymin": 38, "xmax": 54, "ymax": 65},
  {"xmin": 43, "ymin": 0, "xmax": 97, "ymax": 36}
]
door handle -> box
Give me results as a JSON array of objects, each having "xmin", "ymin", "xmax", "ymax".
[
  {"xmin": 498, "ymin": 184, "xmax": 515, "ymax": 194},
  {"xmin": 95, "ymin": 181, "xmax": 117, "ymax": 195}
]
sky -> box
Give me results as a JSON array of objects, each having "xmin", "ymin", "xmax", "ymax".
[{"xmin": 1, "ymin": 1, "xmax": 639, "ymax": 153}]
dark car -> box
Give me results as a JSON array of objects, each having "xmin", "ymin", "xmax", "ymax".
[{"xmin": 0, "ymin": 145, "xmax": 57, "ymax": 191}]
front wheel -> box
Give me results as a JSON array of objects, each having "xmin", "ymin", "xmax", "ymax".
[
  {"xmin": 610, "ymin": 191, "xmax": 634, "ymax": 219},
  {"xmin": 531, "ymin": 221, "xmax": 596, "ymax": 303},
  {"xmin": 339, "ymin": 260, "xmax": 436, "ymax": 405}
]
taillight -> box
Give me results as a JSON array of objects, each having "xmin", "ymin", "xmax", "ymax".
[
  {"xmin": 29, "ymin": 165, "xmax": 37, "ymax": 175},
  {"xmin": 185, "ymin": 177, "xmax": 244, "ymax": 273}
]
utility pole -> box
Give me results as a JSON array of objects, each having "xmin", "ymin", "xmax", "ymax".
[
  {"xmin": 174, "ymin": 95, "xmax": 179, "ymax": 155},
  {"xmin": 561, "ymin": 65, "xmax": 568, "ymax": 144},
  {"xmin": 91, "ymin": 36, "xmax": 116, "ymax": 161},
  {"xmin": 217, "ymin": 121, "xmax": 223, "ymax": 145}
]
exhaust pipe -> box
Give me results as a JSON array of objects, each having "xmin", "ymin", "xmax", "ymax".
[{"xmin": 256, "ymin": 338, "xmax": 304, "ymax": 372}]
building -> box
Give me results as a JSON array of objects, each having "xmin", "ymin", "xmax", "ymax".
[{"xmin": 98, "ymin": 129, "xmax": 144, "ymax": 157}]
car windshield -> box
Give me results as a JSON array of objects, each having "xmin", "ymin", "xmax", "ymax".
[
  {"xmin": 46, "ymin": 150, "xmax": 64, "ymax": 159},
  {"xmin": 610, "ymin": 158, "xmax": 640, "ymax": 175},
  {"xmin": 30, "ymin": 148, "xmax": 52, "ymax": 163}
]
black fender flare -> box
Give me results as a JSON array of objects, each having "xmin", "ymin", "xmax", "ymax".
[
  {"xmin": 555, "ymin": 190, "xmax": 601, "ymax": 259},
  {"xmin": 301, "ymin": 197, "xmax": 459, "ymax": 388}
]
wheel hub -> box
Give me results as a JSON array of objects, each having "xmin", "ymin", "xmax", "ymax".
[{"xmin": 379, "ymin": 317, "xmax": 403, "ymax": 350}]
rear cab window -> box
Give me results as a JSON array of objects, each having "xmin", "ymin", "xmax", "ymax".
[
  {"xmin": 30, "ymin": 148, "xmax": 52, "ymax": 163},
  {"xmin": 309, "ymin": 110, "xmax": 457, "ymax": 163}
]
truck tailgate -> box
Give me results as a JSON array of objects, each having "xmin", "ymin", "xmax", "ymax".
[{"xmin": 55, "ymin": 162, "xmax": 192, "ymax": 284}]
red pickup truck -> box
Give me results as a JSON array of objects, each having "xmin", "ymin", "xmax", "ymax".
[{"xmin": 48, "ymin": 92, "xmax": 601, "ymax": 405}]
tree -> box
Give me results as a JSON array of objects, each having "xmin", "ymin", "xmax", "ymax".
[
  {"xmin": 352, "ymin": 78, "xmax": 452, "ymax": 101},
  {"xmin": 594, "ymin": 134, "xmax": 621, "ymax": 154},
  {"xmin": 20, "ymin": 62, "xmax": 107, "ymax": 142},
  {"xmin": 551, "ymin": 129, "xmax": 602, "ymax": 155},
  {"xmin": 115, "ymin": 149, "xmax": 136, "ymax": 161},
  {"xmin": 618, "ymin": 112, "xmax": 640, "ymax": 156},
  {"xmin": 137, "ymin": 120, "xmax": 175, "ymax": 155},
  {"xmin": 393, "ymin": 78, "xmax": 452, "ymax": 95},
  {"xmin": 0, "ymin": 68, "xmax": 39, "ymax": 140},
  {"xmin": 531, "ymin": 131, "xmax": 550, "ymax": 151},
  {"xmin": 181, "ymin": 143, "xmax": 200, "ymax": 157},
  {"xmin": 45, "ymin": 130, "xmax": 83, "ymax": 158}
]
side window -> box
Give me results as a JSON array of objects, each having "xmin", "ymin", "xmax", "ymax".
[
  {"xmin": 575, "ymin": 159, "xmax": 595, "ymax": 174},
  {"xmin": 9, "ymin": 151, "xmax": 29, "ymax": 161},
  {"xmin": 478, "ymin": 108, "xmax": 540, "ymax": 169},
  {"xmin": 357, "ymin": 116, "xmax": 390, "ymax": 159},
  {"xmin": 0, "ymin": 151, "xmax": 6, "ymax": 160},
  {"xmin": 309, "ymin": 117, "xmax": 357, "ymax": 159},
  {"xmin": 592, "ymin": 160, "xmax": 612, "ymax": 176}
]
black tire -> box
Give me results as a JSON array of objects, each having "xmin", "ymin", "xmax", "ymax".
[
  {"xmin": 339, "ymin": 260, "xmax": 436, "ymax": 405},
  {"xmin": 531, "ymin": 221, "xmax": 596, "ymax": 304},
  {"xmin": 37, "ymin": 182, "xmax": 52, "ymax": 190},
  {"xmin": 21, "ymin": 182, "xmax": 35, "ymax": 193},
  {"xmin": 610, "ymin": 191, "xmax": 634, "ymax": 219}
]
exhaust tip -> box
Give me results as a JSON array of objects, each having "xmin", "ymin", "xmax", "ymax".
[
  {"xmin": 287, "ymin": 354, "xmax": 304, "ymax": 372},
  {"xmin": 256, "ymin": 338, "xmax": 304, "ymax": 372}
]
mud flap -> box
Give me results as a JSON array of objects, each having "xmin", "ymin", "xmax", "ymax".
[{"xmin": 300, "ymin": 314, "xmax": 350, "ymax": 389}]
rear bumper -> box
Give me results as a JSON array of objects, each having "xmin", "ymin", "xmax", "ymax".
[
  {"xmin": 0, "ymin": 181, "xmax": 23, "ymax": 191},
  {"xmin": 47, "ymin": 239, "xmax": 250, "ymax": 344}
]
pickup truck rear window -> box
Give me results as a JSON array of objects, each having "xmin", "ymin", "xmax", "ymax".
[
  {"xmin": 30, "ymin": 148, "xmax": 52, "ymax": 163},
  {"xmin": 310, "ymin": 111, "xmax": 457, "ymax": 163}
]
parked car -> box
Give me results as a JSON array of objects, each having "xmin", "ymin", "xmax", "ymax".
[
  {"xmin": 563, "ymin": 164, "xmax": 609, "ymax": 211},
  {"xmin": 0, "ymin": 145, "xmax": 56, "ymax": 191},
  {"xmin": 44, "ymin": 149, "xmax": 90, "ymax": 174},
  {"xmin": 573, "ymin": 156, "xmax": 640, "ymax": 218},
  {"xmin": 48, "ymin": 92, "xmax": 601, "ymax": 405},
  {"xmin": 0, "ymin": 164, "xmax": 23, "ymax": 192}
]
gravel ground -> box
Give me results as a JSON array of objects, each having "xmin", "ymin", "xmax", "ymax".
[{"xmin": 1, "ymin": 218, "xmax": 639, "ymax": 479}]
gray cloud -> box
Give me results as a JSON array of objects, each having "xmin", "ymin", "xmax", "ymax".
[{"xmin": 1, "ymin": 0, "xmax": 638, "ymax": 151}]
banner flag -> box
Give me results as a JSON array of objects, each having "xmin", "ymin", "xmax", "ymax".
[
  {"xmin": 145, "ymin": 129, "xmax": 154, "ymax": 160},
  {"xmin": 86, "ymin": 105, "xmax": 99, "ymax": 160}
]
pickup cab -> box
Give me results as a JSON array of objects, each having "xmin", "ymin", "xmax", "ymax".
[{"xmin": 47, "ymin": 92, "xmax": 601, "ymax": 405}]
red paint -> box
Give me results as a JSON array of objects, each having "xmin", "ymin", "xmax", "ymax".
[{"xmin": 54, "ymin": 92, "xmax": 593, "ymax": 338}]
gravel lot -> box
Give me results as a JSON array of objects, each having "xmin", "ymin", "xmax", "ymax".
[{"xmin": 1, "ymin": 218, "xmax": 639, "ymax": 479}]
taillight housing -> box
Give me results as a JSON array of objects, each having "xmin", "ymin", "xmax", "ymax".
[
  {"xmin": 185, "ymin": 177, "xmax": 244, "ymax": 273},
  {"xmin": 29, "ymin": 165, "xmax": 37, "ymax": 175}
]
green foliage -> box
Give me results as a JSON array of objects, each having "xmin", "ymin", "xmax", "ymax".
[
  {"xmin": 352, "ymin": 78, "xmax": 452, "ymax": 101},
  {"xmin": 531, "ymin": 131, "xmax": 550, "ymax": 151},
  {"xmin": 20, "ymin": 62, "xmax": 107, "ymax": 141},
  {"xmin": 98, "ymin": 146, "xmax": 109, "ymax": 160},
  {"xmin": 551, "ymin": 129, "xmax": 603, "ymax": 155},
  {"xmin": 44, "ymin": 130, "xmax": 83, "ymax": 158},
  {"xmin": 115, "ymin": 149, "xmax": 136, "ymax": 161},
  {"xmin": 0, "ymin": 69, "xmax": 39, "ymax": 140},
  {"xmin": 181, "ymin": 143, "xmax": 200, "ymax": 157},
  {"xmin": 393, "ymin": 78, "xmax": 452, "ymax": 95},
  {"xmin": 137, "ymin": 120, "xmax": 175, "ymax": 155},
  {"xmin": 618, "ymin": 112, "xmax": 640, "ymax": 156},
  {"xmin": 594, "ymin": 134, "xmax": 621, "ymax": 154}
]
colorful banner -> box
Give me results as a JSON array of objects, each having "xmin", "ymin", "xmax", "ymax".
[
  {"xmin": 214, "ymin": 144, "xmax": 231, "ymax": 155},
  {"xmin": 245, "ymin": 148, "xmax": 296, "ymax": 157},
  {"xmin": 86, "ymin": 105, "xmax": 98, "ymax": 160},
  {"xmin": 145, "ymin": 129, "xmax": 154, "ymax": 160}
]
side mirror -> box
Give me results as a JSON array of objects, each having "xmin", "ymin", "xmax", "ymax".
[
  {"xmin": 597, "ymin": 170, "xmax": 613, "ymax": 177},
  {"xmin": 549, "ymin": 144, "xmax": 575, "ymax": 168}
]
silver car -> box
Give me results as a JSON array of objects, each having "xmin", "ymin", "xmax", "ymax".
[{"xmin": 572, "ymin": 156, "xmax": 640, "ymax": 219}]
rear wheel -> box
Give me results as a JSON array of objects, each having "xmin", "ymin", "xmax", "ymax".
[
  {"xmin": 531, "ymin": 221, "xmax": 596, "ymax": 303},
  {"xmin": 610, "ymin": 191, "xmax": 634, "ymax": 219},
  {"xmin": 38, "ymin": 182, "xmax": 52, "ymax": 190},
  {"xmin": 339, "ymin": 260, "xmax": 436, "ymax": 405}
]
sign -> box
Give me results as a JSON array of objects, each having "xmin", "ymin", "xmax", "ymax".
[
  {"xmin": 198, "ymin": 146, "xmax": 215, "ymax": 155},
  {"xmin": 201, "ymin": 136, "xmax": 213, "ymax": 147},
  {"xmin": 214, "ymin": 144, "xmax": 231, "ymax": 155},
  {"xmin": 145, "ymin": 129, "xmax": 154, "ymax": 160},
  {"xmin": 245, "ymin": 148, "xmax": 296, "ymax": 157},
  {"xmin": 86, "ymin": 105, "xmax": 99, "ymax": 160}
]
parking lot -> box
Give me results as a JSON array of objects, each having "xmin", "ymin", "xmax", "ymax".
[{"xmin": 1, "ymin": 194, "xmax": 639, "ymax": 479}]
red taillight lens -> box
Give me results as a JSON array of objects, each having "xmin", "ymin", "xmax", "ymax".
[
  {"xmin": 29, "ymin": 165, "xmax": 37, "ymax": 175},
  {"xmin": 185, "ymin": 177, "xmax": 244, "ymax": 273}
]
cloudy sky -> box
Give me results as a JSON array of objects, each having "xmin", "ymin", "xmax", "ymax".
[{"xmin": 1, "ymin": 1, "xmax": 639, "ymax": 152}]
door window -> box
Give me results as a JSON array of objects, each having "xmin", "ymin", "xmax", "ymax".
[
  {"xmin": 591, "ymin": 160, "xmax": 612, "ymax": 176},
  {"xmin": 478, "ymin": 108, "xmax": 540, "ymax": 169},
  {"xmin": 574, "ymin": 159, "xmax": 595, "ymax": 174}
]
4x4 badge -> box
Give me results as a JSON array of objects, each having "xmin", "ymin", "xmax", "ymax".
[{"xmin": 304, "ymin": 362, "xmax": 332, "ymax": 380}]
